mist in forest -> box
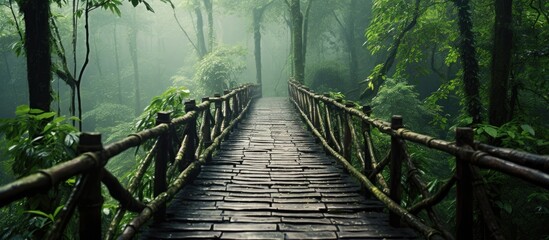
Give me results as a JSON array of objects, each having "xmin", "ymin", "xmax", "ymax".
[
  {"xmin": 0, "ymin": 1, "xmax": 292, "ymax": 123},
  {"xmin": 0, "ymin": 1, "xmax": 548, "ymax": 238}
]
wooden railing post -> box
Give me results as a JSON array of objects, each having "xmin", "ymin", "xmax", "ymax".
[
  {"xmin": 322, "ymin": 94, "xmax": 341, "ymax": 153},
  {"xmin": 154, "ymin": 112, "xmax": 170, "ymax": 222},
  {"xmin": 200, "ymin": 97, "xmax": 213, "ymax": 161},
  {"xmin": 77, "ymin": 132, "xmax": 104, "ymax": 240},
  {"xmin": 201, "ymin": 97, "xmax": 213, "ymax": 147},
  {"xmin": 343, "ymin": 103, "xmax": 354, "ymax": 160},
  {"xmin": 303, "ymin": 87, "xmax": 312, "ymax": 121},
  {"xmin": 222, "ymin": 90, "xmax": 232, "ymax": 131},
  {"xmin": 212, "ymin": 93, "xmax": 222, "ymax": 140},
  {"xmin": 335, "ymin": 99, "xmax": 344, "ymax": 153},
  {"xmin": 456, "ymin": 127, "xmax": 474, "ymax": 239},
  {"xmin": 233, "ymin": 90, "xmax": 240, "ymax": 116},
  {"xmin": 389, "ymin": 115, "xmax": 404, "ymax": 227},
  {"xmin": 299, "ymin": 89, "xmax": 306, "ymax": 111},
  {"xmin": 362, "ymin": 105, "xmax": 373, "ymax": 176},
  {"xmin": 184, "ymin": 100, "xmax": 197, "ymax": 165},
  {"xmin": 312, "ymin": 96, "xmax": 321, "ymax": 130}
]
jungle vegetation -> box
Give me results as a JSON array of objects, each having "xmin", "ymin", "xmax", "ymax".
[{"xmin": 0, "ymin": 0, "xmax": 547, "ymax": 239}]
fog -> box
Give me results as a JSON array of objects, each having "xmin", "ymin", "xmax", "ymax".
[{"xmin": 0, "ymin": 1, "xmax": 294, "ymax": 124}]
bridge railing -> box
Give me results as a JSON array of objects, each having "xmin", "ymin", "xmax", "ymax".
[
  {"xmin": 0, "ymin": 84, "xmax": 259, "ymax": 239},
  {"xmin": 288, "ymin": 80, "xmax": 549, "ymax": 240}
]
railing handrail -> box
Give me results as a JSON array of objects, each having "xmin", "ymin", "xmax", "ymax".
[
  {"xmin": 288, "ymin": 80, "xmax": 549, "ymax": 240},
  {"xmin": 289, "ymin": 80, "xmax": 549, "ymax": 188},
  {"xmin": 0, "ymin": 83, "xmax": 260, "ymax": 239}
]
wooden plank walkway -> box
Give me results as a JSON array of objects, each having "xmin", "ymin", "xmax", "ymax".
[{"xmin": 142, "ymin": 98, "xmax": 417, "ymax": 239}]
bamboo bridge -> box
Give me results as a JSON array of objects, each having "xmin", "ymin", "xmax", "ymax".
[{"xmin": 0, "ymin": 81, "xmax": 548, "ymax": 240}]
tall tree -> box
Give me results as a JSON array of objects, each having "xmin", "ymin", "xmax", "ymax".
[
  {"xmin": 129, "ymin": 24, "xmax": 141, "ymax": 115},
  {"xmin": 20, "ymin": 0, "xmax": 52, "ymax": 112},
  {"xmin": 252, "ymin": 2, "xmax": 273, "ymax": 94},
  {"xmin": 113, "ymin": 22, "xmax": 122, "ymax": 104},
  {"xmin": 332, "ymin": 0, "xmax": 363, "ymax": 84},
  {"xmin": 454, "ymin": 0, "xmax": 482, "ymax": 124},
  {"xmin": 203, "ymin": 0, "xmax": 214, "ymax": 51},
  {"xmin": 289, "ymin": 0, "xmax": 304, "ymax": 83},
  {"xmin": 194, "ymin": 1, "xmax": 208, "ymax": 58},
  {"xmin": 489, "ymin": 0, "xmax": 513, "ymax": 127}
]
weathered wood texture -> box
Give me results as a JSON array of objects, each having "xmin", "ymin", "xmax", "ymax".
[{"xmin": 142, "ymin": 98, "xmax": 417, "ymax": 239}]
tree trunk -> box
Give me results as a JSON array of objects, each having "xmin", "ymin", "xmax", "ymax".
[
  {"xmin": 347, "ymin": 0, "xmax": 358, "ymax": 83},
  {"xmin": 253, "ymin": 8, "xmax": 263, "ymax": 94},
  {"xmin": 21, "ymin": 0, "xmax": 52, "ymax": 112},
  {"xmin": 195, "ymin": 5, "xmax": 208, "ymax": 58},
  {"xmin": 114, "ymin": 23, "xmax": 122, "ymax": 104},
  {"xmin": 454, "ymin": 0, "xmax": 482, "ymax": 124},
  {"xmin": 129, "ymin": 28, "xmax": 141, "ymax": 115},
  {"xmin": 302, "ymin": 0, "xmax": 314, "ymax": 70},
  {"xmin": 489, "ymin": 0, "xmax": 513, "ymax": 127},
  {"xmin": 92, "ymin": 35, "xmax": 103, "ymax": 78},
  {"xmin": 290, "ymin": 0, "xmax": 304, "ymax": 83},
  {"xmin": 203, "ymin": 0, "xmax": 214, "ymax": 51}
]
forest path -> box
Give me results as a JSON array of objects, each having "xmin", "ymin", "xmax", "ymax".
[{"xmin": 142, "ymin": 97, "xmax": 417, "ymax": 239}]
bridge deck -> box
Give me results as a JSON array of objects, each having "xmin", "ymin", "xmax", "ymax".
[{"xmin": 142, "ymin": 98, "xmax": 416, "ymax": 239}]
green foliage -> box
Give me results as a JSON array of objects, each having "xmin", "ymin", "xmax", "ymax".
[
  {"xmin": 475, "ymin": 121, "xmax": 549, "ymax": 154},
  {"xmin": 425, "ymin": 78, "xmax": 461, "ymax": 130},
  {"xmin": 193, "ymin": 46, "xmax": 246, "ymax": 96},
  {"xmin": 0, "ymin": 105, "xmax": 79, "ymax": 178},
  {"xmin": 134, "ymin": 86, "xmax": 190, "ymax": 132},
  {"xmin": 24, "ymin": 205, "xmax": 64, "ymax": 229},
  {"xmin": 308, "ymin": 62, "xmax": 348, "ymax": 94},
  {"xmin": 327, "ymin": 91, "xmax": 346, "ymax": 101},
  {"xmin": 371, "ymin": 78, "xmax": 433, "ymax": 132},
  {"xmin": 0, "ymin": 106, "xmax": 78, "ymax": 239},
  {"xmin": 82, "ymin": 103, "xmax": 134, "ymax": 132}
]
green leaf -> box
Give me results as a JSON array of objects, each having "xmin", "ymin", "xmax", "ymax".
[
  {"xmin": 462, "ymin": 117, "xmax": 473, "ymax": 125},
  {"xmin": 36, "ymin": 112, "xmax": 56, "ymax": 120},
  {"xmin": 53, "ymin": 205, "xmax": 64, "ymax": 218},
  {"xmin": 484, "ymin": 126, "xmax": 498, "ymax": 138},
  {"xmin": 15, "ymin": 105, "xmax": 30, "ymax": 115},
  {"xmin": 25, "ymin": 210, "xmax": 54, "ymax": 222},
  {"xmin": 521, "ymin": 124, "xmax": 535, "ymax": 136},
  {"xmin": 52, "ymin": 116, "xmax": 66, "ymax": 124},
  {"xmin": 65, "ymin": 176, "xmax": 77, "ymax": 186},
  {"xmin": 496, "ymin": 201, "xmax": 513, "ymax": 214},
  {"xmin": 143, "ymin": 1, "xmax": 155, "ymax": 12}
]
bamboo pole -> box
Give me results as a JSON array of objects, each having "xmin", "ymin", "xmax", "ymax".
[
  {"xmin": 456, "ymin": 127, "xmax": 473, "ymax": 240},
  {"xmin": 471, "ymin": 167, "xmax": 506, "ymax": 240},
  {"xmin": 389, "ymin": 115, "xmax": 404, "ymax": 227},
  {"xmin": 153, "ymin": 112, "xmax": 170, "ymax": 222},
  {"xmin": 222, "ymin": 90, "xmax": 232, "ymax": 131},
  {"xmin": 212, "ymin": 93, "xmax": 222, "ymax": 140},
  {"xmin": 322, "ymin": 97, "xmax": 341, "ymax": 152},
  {"xmin": 342, "ymin": 103, "xmax": 353, "ymax": 161},
  {"xmin": 361, "ymin": 105, "xmax": 373, "ymax": 175},
  {"xmin": 77, "ymin": 133, "xmax": 104, "ymax": 240},
  {"xmin": 475, "ymin": 142, "xmax": 549, "ymax": 174},
  {"xmin": 348, "ymin": 117, "xmax": 366, "ymax": 172},
  {"xmin": 184, "ymin": 100, "xmax": 197, "ymax": 167},
  {"xmin": 105, "ymin": 141, "xmax": 157, "ymax": 240}
]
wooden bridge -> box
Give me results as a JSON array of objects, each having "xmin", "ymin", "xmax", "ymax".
[
  {"xmin": 141, "ymin": 98, "xmax": 416, "ymax": 239},
  {"xmin": 0, "ymin": 81, "xmax": 548, "ymax": 240}
]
